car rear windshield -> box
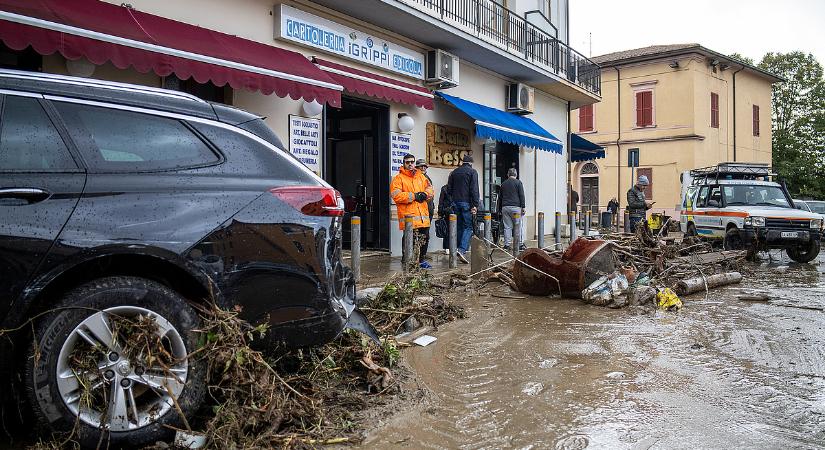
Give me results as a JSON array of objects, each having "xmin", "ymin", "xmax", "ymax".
[{"xmin": 723, "ymin": 185, "xmax": 791, "ymax": 208}]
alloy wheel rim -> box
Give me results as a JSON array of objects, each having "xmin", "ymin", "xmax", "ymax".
[{"xmin": 55, "ymin": 306, "xmax": 188, "ymax": 431}]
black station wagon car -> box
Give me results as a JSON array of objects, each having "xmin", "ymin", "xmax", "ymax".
[{"xmin": 0, "ymin": 69, "xmax": 361, "ymax": 446}]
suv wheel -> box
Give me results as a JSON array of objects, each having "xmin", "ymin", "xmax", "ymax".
[
  {"xmin": 787, "ymin": 239, "xmax": 821, "ymax": 263},
  {"xmin": 686, "ymin": 223, "xmax": 698, "ymax": 238},
  {"xmin": 724, "ymin": 228, "xmax": 758, "ymax": 261},
  {"xmin": 26, "ymin": 277, "xmax": 206, "ymax": 448}
]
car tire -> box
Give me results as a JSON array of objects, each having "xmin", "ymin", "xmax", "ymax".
[
  {"xmin": 724, "ymin": 228, "xmax": 757, "ymax": 261},
  {"xmin": 686, "ymin": 223, "xmax": 698, "ymax": 238},
  {"xmin": 25, "ymin": 276, "xmax": 206, "ymax": 448},
  {"xmin": 787, "ymin": 239, "xmax": 821, "ymax": 263}
]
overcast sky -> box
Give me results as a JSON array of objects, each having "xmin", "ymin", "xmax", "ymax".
[{"xmin": 570, "ymin": 0, "xmax": 825, "ymax": 65}]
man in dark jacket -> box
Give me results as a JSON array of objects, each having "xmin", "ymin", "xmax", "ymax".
[
  {"xmin": 497, "ymin": 168, "xmax": 525, "ymax": 251},
  {"xmin": 416, "ymin": 159, "xmax": 435, "ymax": 221},
  {"xmin": 626, "ymin": 175, "xmax": 653, "ymax": 232},
  {"xmin": 447, "ymin": 154, "xmax": 480, "ymax": 263}
]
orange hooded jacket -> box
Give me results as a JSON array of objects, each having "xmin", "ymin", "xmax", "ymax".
[{"xmin": 390, "ymin": 167, "xmax": 434, "ymax": 230}]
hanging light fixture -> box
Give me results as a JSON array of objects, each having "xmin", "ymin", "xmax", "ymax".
[
  {"xmin": 397, "ymin": 113, "xmax": 415, "ymax": 133},
  {"xmin": 302, "ymin": 99, "xmax": 323, "ymax": 117}
]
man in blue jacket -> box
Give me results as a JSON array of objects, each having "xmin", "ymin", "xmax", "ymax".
[{"xmin": 447, "ymin": 154, "xmax": 480, "ymax": 263}]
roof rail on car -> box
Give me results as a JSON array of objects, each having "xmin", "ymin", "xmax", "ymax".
[{"xmin": 0, "ymin": 68, "xmax": 207, "ymax": 104}]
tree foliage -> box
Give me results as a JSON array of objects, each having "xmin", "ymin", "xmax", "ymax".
[{"xmin": 758, "ymin": 52, "xmax": 825, "ymax": 197}]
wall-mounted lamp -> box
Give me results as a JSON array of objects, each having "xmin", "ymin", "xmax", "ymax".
[
  {"xmin": 668, "ymin": 60, "xmax": 680, "ymax": 69},
  {"xmin": 397, "ymin": 113, "xmax": 415, "ymax": 133},
  {"xmin": 709, "ymin": 59, "xmax": 720, "ymax": 67},
  {"xmin": 719, "ymin": 63, "xmax": 730, "ymax": 71},
  {"xmin": 66, "ymin": 58, "xmax": 96, "ymax": 77},
  {"xmin": 302, "ymin": 99, "xmax": 323, "ymax": 117}
]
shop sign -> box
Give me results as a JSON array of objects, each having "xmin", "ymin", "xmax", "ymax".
[
  {"xmin": 276, "ymin": 4, "xmax": 425, "ymax": 80},
  {"xmin": 426, "ymin": 122, "xmax": 472, "ymax": 168},
  {"xmin": 288, "ymin": 115, "xmax": 322, "ymax": 175},
  {"xmin": 390, "ymin": 132, "xmax": 412, "ymax": 176}
]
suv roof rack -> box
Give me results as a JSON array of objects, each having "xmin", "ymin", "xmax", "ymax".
[
  {"xmin": 689, "ymin": 162, "xmax": 774, "ymax": 184},
  {"xmin": 0, "ymin": 68, "xmax": 207, "ymax": 104}
]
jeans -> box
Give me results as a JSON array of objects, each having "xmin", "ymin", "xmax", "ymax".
[
  {"xmin": 454, "ymin": 201, "xmax": 473, "ymax": 253},
  {"xmin": 501, "ymin": 205, "xmax": 522, "ymax": 248}
]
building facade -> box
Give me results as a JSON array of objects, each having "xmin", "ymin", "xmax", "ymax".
[
  {"xmin": 0, "ymin": 0, "xmax": 600, "ymax": 255},
  {"xmin": 570, "ymin": 44, "xmax": 780, "ymax": 219}
]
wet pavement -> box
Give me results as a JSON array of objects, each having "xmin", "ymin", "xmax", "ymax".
[{"xmin": 364, "ymin": 251, "xmax": 825, "ymax": 449}]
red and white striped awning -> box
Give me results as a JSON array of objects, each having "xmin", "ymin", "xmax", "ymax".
[{"xmin": 313, "ymin": 57, "xmax": 433, "ymax": 109}]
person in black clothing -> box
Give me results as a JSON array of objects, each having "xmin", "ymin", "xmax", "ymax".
[
  {"xmin": 437, "ymin": 185, "xmax": 454, "ymax": 252},
  {"xmin": 446, "ymin": 154, "xmax": 480, "ymax": 263},
  {"xmin": 497, "ymin": 168, "xmax": 525, "ymax": 251},
  {"xmin": 607, "ymin": 197, "xmax": 619, "ymax": 228}
]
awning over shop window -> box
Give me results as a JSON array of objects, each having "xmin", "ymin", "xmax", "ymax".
[
  {"xmin": 436, "ymin": 92, "xmax": 563, "ymax": 154},
  {"xmin": 314, "ymin": 58, "xmax": 433, "ymax": 110},
  {"xmin": 571, "ymin": 133, "xmax": 605, "ymax": 162},
  {"xmin": 0, "ymin": 0, "xmax": 343, "ymax": 106}
]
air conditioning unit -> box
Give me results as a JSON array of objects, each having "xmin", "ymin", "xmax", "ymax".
[
  {"xmin": 507, "ymin": 83, "xmax": 535, "ymax": 115},
  {"xmin": 426, "ymin": 49, "xmax": 459, "ymax": 88}
]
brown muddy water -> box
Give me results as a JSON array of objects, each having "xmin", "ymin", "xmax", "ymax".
[{"xmin": 364, "ymin": 252, "xmax": 825, "ymax": 449}]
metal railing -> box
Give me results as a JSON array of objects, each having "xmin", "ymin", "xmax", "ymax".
[{"xmin": 399, "ymin": 0, "xmax": 600, "ymax": 96}]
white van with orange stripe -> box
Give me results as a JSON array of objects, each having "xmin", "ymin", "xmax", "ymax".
[{"xmin": 681, "ymin": 164, "xmax": 822, "ymax": 262}]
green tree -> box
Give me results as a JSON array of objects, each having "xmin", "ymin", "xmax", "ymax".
[
  {"xmin": 728, "ymin": 52, "xmax": 755, "ymax": 66},
  {"xmin": 758, "ymin": 52, "xmax": 825, "ymax": 197}
]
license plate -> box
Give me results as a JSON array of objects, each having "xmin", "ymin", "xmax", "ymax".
[{"xmin": 781, "ymin": 231, "xmax": 799, "ymax": 238}]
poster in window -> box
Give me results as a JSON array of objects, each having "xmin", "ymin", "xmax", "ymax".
[{"xmin": 391, "ymin": 132, "xmax": 412, "ymax": 176}]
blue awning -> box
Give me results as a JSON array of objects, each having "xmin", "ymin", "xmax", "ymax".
[
  {"xmin": 571, "ymin": 133, "xmax": 605, "ymax": 162},
  {"xmin": 436, "ymin": 92, "xmax": 563, "ymax": 154}
]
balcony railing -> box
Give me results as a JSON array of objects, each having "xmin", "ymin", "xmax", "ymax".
[{"xmin": 398, "ymin": 0, "xmax": 600, "ymax": 96}]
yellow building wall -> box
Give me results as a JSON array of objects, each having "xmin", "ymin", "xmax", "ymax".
[{"xmin": 572, "ymin": 54, "xmax": 774, "ymax": 218}]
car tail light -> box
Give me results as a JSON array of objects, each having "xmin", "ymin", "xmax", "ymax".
[{"xmin": 269, "ymin": 186, "xmax": 344, "ymax": 217}]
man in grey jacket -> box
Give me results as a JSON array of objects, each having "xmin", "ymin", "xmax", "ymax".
[
  {"xmin": 498, "ymin": 168, "xmax": 525, "ymax": 251},
  {"xmin": 626, "ymin": 175, "xmax": 653, "ymax": 233}
]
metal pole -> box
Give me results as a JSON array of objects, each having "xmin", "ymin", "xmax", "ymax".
[
  {"xmin": 584, "ymin": 210, "xmax": 591, "ymax": 237},
  {"xmin": 484, "ymin": 213, "xmax": 492, "ymax": 257},
  {"xmin": 351, "ymin": 216, "xmax": 361, "ymax": 282},
  {"xmin": 537, "ymin": 212, "xmax": 545, "ymax": 249},
  {"xmin": 570, "ymin": 211, "xmax": 577, "ymax": 243},
  {"xmin": 403, "ymin": 214, "xmax": 414, "ymax": 272},
  {"xmin": 624, "ymin": 210, "xmax": 630, "ymax": 234},
  {"xmin": 449, "ymin": 213, "xmax": 457, "ymax": 268},
  {"xmin": 554, "ymin": 211, "xmax": 562, "ymax": 248},
  {"xmin": 513, "ymin": 211, "xmax": 522, "ymax": 256}
]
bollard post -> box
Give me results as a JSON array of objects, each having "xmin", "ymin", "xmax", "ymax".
[
  {"xmin": 513, "ymin": 212, "xmax": 522, "ymax": 256},
  {"xmin": 484, "ymin": 213, "xmax": 492, "ymax": 257},
  {"xmin": 351, "ymin": 216, "xmax": 361, "ymax": 282},
  {"xmin": 570, "ymin": 211, "xmax": 577, "ymax": 243},
  {"xmin": 537, "ymin": 212, "xmax": 545, "ymax": 250},
  {"xmin": 555, "ymin": 211, "xmax": 562, "ymax": 248},
  {"xmin": 584, "ymin": 210, "xmax": 591, "ymax": 237},
  {"xmin": 624, "ymin": 211, "xmax": 630, "ymax": 234},
  {"xmin": 449, "ymin": 214, "xmax": 458, "ymax": 268},
  {"xmin": 402, "ymin": 214, "xmax": 414, "ymax": 272}
]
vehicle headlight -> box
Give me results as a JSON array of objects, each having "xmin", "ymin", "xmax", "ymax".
[
  {"xmin": 811, "ymin": 219, "xmax": 822, "ymax": 229},
  {"xmin": 745, "ymin": 216, "xmax": 765, "ymax": 227}
]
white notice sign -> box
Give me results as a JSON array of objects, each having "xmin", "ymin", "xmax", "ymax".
[
  {"xmin": 391, "ymin": 132, "xmax": 412, "ymax": 176},
  {"xmin": 289, "ymin": 115, "xmax": 322, "ymax": 175}
]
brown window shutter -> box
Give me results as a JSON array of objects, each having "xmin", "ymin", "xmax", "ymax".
[
  {"xmin": 753, "ymin": 105, "xmax": 760, "ymax": 136},
  {"xmin": 579, "ymin": 105, "xmax": 593, "ymax": 132},
  {"xmin": 637, "ymin": 167, "xmax": 653, "ymax": 200},
  {"xmin": 711, "ymin": 93, "xmax": 719, "ymax": 128},
  {"xmin": 636, "ymin": 91, "xmax": 653, "ymax": 126},
  {"xmin": 636, "ymin": 92, "xmax": 644, "ymax": 126}
]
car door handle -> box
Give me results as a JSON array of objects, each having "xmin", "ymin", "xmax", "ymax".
[{"xmin": 0, "ymin": 188, "xmax": 51, "ymax": 205}]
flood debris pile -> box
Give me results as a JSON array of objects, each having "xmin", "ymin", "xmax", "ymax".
[
  {"xmin": 31, "ymin": 273, "xmax": 465, "ymax": 449},
  {"xmin": 509, "ymin": 223, "xmax": 746, "ymax": 309}
]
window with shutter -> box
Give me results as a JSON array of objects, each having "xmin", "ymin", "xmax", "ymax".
[
  {"xmin": 579, "ymin": 105, "xmax": 593, "ymax": 132},
  {"xmin": 710, "ymin": 92, "xmax": 719, "ymax": 128},
  {"xmin": 753, "ymin": 105, "xmax": 760, "ymax": 136},
  {"xmin": 636, "ymin": 91, "xmax": 653, "ymax": 127}
]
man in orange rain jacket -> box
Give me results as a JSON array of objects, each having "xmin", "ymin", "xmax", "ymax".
[{"xmin": 391, "ymin": 153, "xmax": 435, "ymax": 269}]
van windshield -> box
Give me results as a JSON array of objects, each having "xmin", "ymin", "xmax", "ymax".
[
  {"xmin": 807, "ymin": 201, "xmax": 825, "ymax": 213},
  {"xmin": 723, "ymin": 185, "xmax": 791, "ymax": 208}
]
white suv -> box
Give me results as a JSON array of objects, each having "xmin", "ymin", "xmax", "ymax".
[{"xmin": 681, "ymin": 164, "xmax": 822, "ymax": 262}]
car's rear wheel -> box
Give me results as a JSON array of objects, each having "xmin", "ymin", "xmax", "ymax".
[
  {"xmin": 787, "ymin": 239, "xmax": 821, "ymax": 263},
  {"xmin": 686, "ymin": 223, "xmax": 698, "ymax": 238},
  {"xmin": 724, "ymin": 228, "xmax": 757, "ymax": 260},
  {"xmin": 26, "ymin": 277, "xmax": 205, "ymax": 448}
]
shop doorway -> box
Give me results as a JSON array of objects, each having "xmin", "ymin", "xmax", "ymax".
[
  {"xmin": 325, "ymin": 97, "xmax": 390, "ymax": 251},
  {"xmin": 482, "ymin": 141, "xmax": 520, "ymax": 211},
  {"xmin": 579, "ymin": 162, "xmax": 600, "ymax": 222}
]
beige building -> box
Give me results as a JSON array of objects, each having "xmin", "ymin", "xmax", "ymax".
[{"xmin": 570, "ymin": 44, "xmax": 781, "ymax": 219}]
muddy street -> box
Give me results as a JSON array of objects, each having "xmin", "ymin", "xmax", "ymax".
[{"xmin": 364, "ymin": 254, "xmax": 825, "ymax": 449}]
